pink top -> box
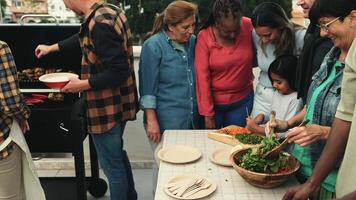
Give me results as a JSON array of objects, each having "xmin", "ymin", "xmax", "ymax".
[{"xmin": 195, "ymin": 17, "xmax": 254, "ymax": 117}]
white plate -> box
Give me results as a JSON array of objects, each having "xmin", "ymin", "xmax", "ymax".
[
  {"xmin": 157, "ymin": 145, "xmax": 201, "ymax": 164},
  {"xmin": 209, "ymin": 148, "xmax": 232, "ymax": 167},
  {"xmin": 163, "ymin": 174, "xmax": 217, "ymax": 200}
]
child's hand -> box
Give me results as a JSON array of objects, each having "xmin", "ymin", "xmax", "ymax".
[{"xmin": 246, "ymin": 117, "xmax": 259, "ymax": 132}]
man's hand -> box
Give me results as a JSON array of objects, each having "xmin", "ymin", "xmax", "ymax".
[
  {"xmin": 283, "ymin": 181, "xmax": 319, "ymax": 200},
  {"xmin": 35, "ymin": 44, "xmax": 58, "ymax": 58},
  {"xmin": 204, "ymin": 116, "xmax": 216, "ymax": 129},
  {"xmin": 61, "ymin": 77, "xmax": 90, "ymax": 93},
  {"xmin": 287, "ymin": 124, "xmax": 329, "ymax": 146},
  {"xmin": 19, "ymin": 120, "xmax": 30, "ymax": 133},
  {"xmin": 146, "ymin": 119, "xmax": 161, "ymax": 143}
]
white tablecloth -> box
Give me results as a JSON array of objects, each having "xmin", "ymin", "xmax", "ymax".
[{"xmin": 154, "ymin": 130, "xmax": 299, "ymax": 200}]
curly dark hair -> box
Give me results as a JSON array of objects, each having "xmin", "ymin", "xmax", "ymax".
[{"xmin": 199, "ymin": 0, "xmax": 242, "ymax": 31}]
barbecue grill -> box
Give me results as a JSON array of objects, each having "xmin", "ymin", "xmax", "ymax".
[{"xmin": 0, "ymin": 22, "xmax": 107, "ymax": 199}]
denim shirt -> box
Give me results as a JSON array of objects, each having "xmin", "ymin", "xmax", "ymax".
[
  {"xmin": 139, "ymin": 31, "xmax": 198, "ymax": 133},
  {"xmin": 306, "ymin": 47, "xmax": 344, "ymax": 126},
  {"xmin": 306, "ymin": 47, "xmax": 344, "ymax": 178}
]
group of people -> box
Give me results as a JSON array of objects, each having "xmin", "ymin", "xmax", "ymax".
[{"xmin": 0, "ymin": 0, "xmax": 356, "ymax": 200}]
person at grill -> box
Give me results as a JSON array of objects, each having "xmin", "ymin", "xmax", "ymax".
[
  {"xmin": 34, "ymin": 0, "xmax": 138, "ymax": 199},
  {"xmin": 250, "ymin": 2, "xmax": 306, "ymax": 121},
  {"xmin": 269, "ymin": 0, "xmax": 356, "ymax": 198},
  {"xmin": 195, "ymin": 0, "xmax": 255, "ymax": 129},
  {"xmin": 0, "ymin": 40, "xmax": 45, "ymax": 199},
  {"xmin": 138, "ymin": 0, "xmax": 199, "ymax": 193}
]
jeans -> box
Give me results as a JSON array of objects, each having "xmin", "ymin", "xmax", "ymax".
[
  {"xmin": 215, "ymin": 91, "xmax": 254, "ymax": 128},
  {"xmin": 91, "ymin": 122, "xmax": 137, "ymax": 200}
]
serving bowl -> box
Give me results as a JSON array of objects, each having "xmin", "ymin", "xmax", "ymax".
[
  {"xmin": 39, "ymin": 72, "xmax": 78, "ymax": 89},
  {"xmin": 229, "ymin": 146, "xmax": 300, "ymax": 188}
]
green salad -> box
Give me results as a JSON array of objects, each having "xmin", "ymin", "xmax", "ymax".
[
  {"xmin": 234, "ymin": 134, "xmax": 263, "ymax": 145},
  {"xmin": 237, "ymin": 135, "xmax": 288, "ymax": 173}
]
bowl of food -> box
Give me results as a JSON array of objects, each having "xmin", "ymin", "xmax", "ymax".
[
  {"xmin": 229, "ymin": 136, "xmax": 300, "ymax": 188},
  {"xmin": 39, "ymin": 72, "xmax": 78, "ymax": 89}
]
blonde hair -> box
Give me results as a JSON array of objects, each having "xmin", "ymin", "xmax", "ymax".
[{"xmin": 149, "ymin": 0, "xmax": 197, "ymax": 36}]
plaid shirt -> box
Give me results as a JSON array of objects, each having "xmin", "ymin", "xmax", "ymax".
[
  {"xmin": 0, "ymin": 41, "xmax": 30, "ymax": 160},
  {"xmin": 79, "ymin": 3, "xmax": 138, "ymax": 134}
]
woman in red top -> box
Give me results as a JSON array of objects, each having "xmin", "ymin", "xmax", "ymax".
[{"xmin": 195, "ymin": 0, "xmax": 254, "ymax": 129}]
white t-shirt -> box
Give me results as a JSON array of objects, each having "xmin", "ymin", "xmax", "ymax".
[{"xmin": 265, "ymin": 91, "xmax": 303, "ymax": 138}]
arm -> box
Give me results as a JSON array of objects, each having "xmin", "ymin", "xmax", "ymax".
[
  {"xmin": 287, "ymin": 124, "xmax": 330, "ymax": 146},
  {"xmin": 195, "ymin": 32, "xmax": 215, "ymax": 128},
  {"xmin": 0, "ymin": 42, "xmax": 30, "ymax": 132},
  {"xmin": 267, "ymin": 107, "xmax": 306, "ymax": 133},
  {"xmin": 336, "ymin": 190, "xmax": 356, "ymax": 200},
  {"xmin": 88, "ymin": 23, "xmax": 130, "ymax": 90},
  {"xmin": 35, "ymin": 33, "xmax": 79, "ymax": 58},
  {"xmin": 138, "ymin": 39, "xmax": 162, "ymax": 142},
  {"xmin": 144, "ymin": 109, "xmax": 160, "ymax": 143},
  {"xmin": 246, "ymin": 114, "xmax": 265, "ymax": 135},
  {"xmin": 283, "ymin": 118, "xmax": 350, "ymax": 200}
]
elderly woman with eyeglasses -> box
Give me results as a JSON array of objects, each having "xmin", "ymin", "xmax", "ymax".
[{"xmin": 268, "ymin": 0, "xmax": 356, "ymax": 199}]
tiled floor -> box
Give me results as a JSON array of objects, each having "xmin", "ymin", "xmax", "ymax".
[{"xmin": 38, "ymin": 168, "xmax": 154, "ymax": 200}]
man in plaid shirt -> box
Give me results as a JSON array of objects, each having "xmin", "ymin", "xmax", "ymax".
[
  {"xmin": 35, "ymin": 0, "xmax": 139, "ymax": 199},
  {"xmin": 0, "ymin": 40, "xmax": 31, "ymax": 198}
]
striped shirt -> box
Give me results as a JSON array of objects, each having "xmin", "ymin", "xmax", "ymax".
[
  {"xmin": 78, "ymin": 3, "xmax": 138, "ymax": 133},
  {"xmin": 0, "ymin": 41, "xmax": 30, "ymax": 160}
]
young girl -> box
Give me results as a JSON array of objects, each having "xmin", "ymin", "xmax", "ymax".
[{"xmin": 246, "ymin": 55, "xmax": 303, "ymax": 137}]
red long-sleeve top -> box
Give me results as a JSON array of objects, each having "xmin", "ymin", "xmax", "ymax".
[{"xmin": 195, "ymin": 17, "xmax": 254, "ymax": 117}]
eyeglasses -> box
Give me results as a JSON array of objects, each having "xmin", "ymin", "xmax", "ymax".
[{"xmin": 317, "ymin": 17, "xmax": 340, "ymax": 32}]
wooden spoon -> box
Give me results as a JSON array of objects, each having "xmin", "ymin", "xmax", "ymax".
[{"xmin": 263, "ymin": 119, "xmax": 310, "ymax": 159}]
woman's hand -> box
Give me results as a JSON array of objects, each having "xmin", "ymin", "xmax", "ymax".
[
  {"xmin": 147, "ymin": 119, "xmax": 161, "ymax": 143},
  {"xmin": 287, "ymin": 124, "xmax": 330, "ymax": 146},
  {"xmin": 204, "ymin": 116, "xmax": 216, "ymax": 129}
]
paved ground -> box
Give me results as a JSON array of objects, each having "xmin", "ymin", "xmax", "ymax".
[{"xmin": 38, "ymin": 168, "xmax": 154, "ymax": 200}]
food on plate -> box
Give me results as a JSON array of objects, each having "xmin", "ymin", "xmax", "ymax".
[
  {"xmin": 22, "ymin": 68, "xmax": 35, "ymax": 79},
  {"xmin": 34, "ymin": 67, "xmax": 45, "ymax": 79},
  {"xmin": 48, "ymin": 93, "xmax": 64, "ymax": 101},
  {"xmin": 235, "ymin": 134, "xmax": 263, "ymax": 145},
  {"xmin": 217, "ymin": 125, "xmax": 251, "ymax": 135}
]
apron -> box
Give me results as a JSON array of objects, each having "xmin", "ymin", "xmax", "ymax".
[{"xmin": 0, "ymin": 121, "xmax": 46, "ymax": 200}]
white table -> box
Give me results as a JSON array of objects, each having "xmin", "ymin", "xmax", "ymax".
[{"xmin": 154, "ymin": 130, "xmax": 299, "ymax": 200}]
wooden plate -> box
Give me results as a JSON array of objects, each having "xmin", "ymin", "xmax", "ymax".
[
  {"xmin": 157, "ymin": 145, "xmax": 201, "ymax": 164},
  {"xmin": 209, "ymin": 148, "xmax": 232, "ymax": 167},
  {"xmin": 163, "ymin": 174, "xmax": 217, "ymax": 199}
]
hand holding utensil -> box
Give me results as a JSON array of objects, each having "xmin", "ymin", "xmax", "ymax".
[{"xmin": 263, "ymin": 119, "xmax": 310, "ymax": 159}]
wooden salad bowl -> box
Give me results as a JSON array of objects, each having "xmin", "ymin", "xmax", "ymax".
[{"xmin": 229, "ymin": 146, "xmax": 300, "ymax": 188}]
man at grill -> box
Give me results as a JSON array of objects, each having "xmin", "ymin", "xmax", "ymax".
[
  {"xmin": 34, "ymin": 0, "xmax": 139, "ymax": 199},
  {"xmin": 1, "ymin": 40, "xmax": 45, "ymax": 199}
]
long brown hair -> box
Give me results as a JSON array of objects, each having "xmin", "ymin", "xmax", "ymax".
[
  {"xmin": 148, "ymin": 0, "xmax": 197, "ymax": 37},
  {"xmin": 251, "ymin": 2, "xmax": 304, "ymax": 57}
]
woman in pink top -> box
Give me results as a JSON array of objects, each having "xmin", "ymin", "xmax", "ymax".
[{"xmin": 195, "ymin": 0, "xmax": 254, "ymax": 129}]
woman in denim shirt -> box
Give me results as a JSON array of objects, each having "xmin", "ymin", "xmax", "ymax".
[
  {"xmin": 269, "ymin": 2, "xmax": 356, "ymax": 198},
  {"xmin": 138, "ymin": 0, "xmax": 198, "ymax": 190}
]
